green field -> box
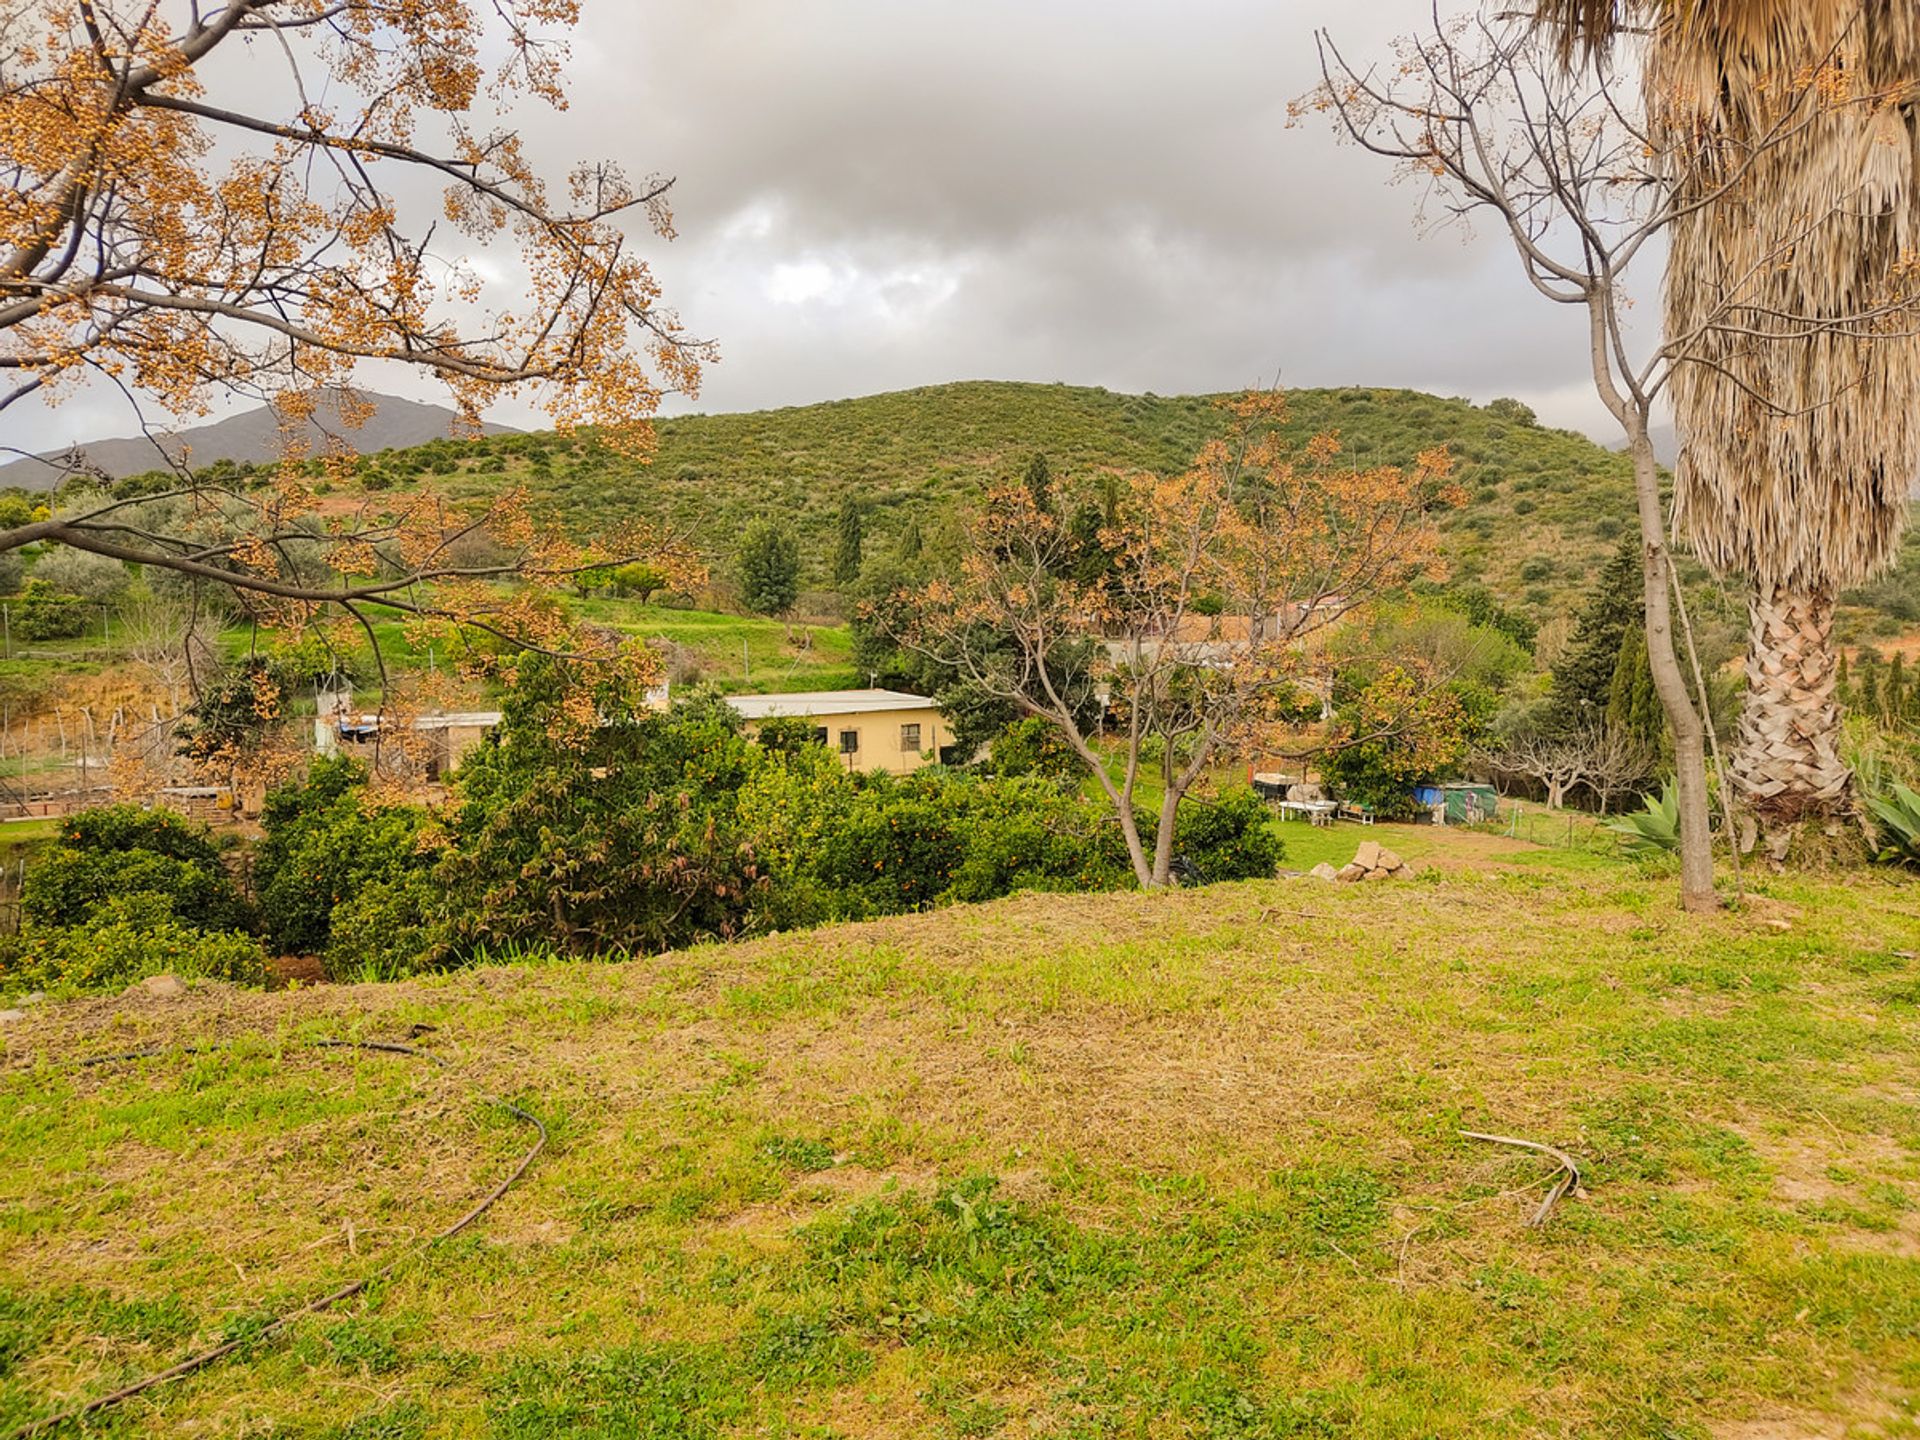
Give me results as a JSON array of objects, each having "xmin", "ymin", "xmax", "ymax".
[{"xmin": 4, "ymin": 834, "xmax": 1918, "ymax": 1437}]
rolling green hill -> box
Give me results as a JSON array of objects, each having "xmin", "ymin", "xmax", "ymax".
[{"xmin": 368, "ymin": 382, "xmax": 1644, "ymax": 623}]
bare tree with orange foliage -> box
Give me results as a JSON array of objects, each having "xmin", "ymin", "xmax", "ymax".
[
  {"xmin": 0, "ymin": 1, "xmax": 709, "ymax": 664},
  {"xmin": 887, "ymin": 394, "xmax": 1462, "ymax": 889}
]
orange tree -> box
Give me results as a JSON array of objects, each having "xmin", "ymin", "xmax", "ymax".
[
  {"xmin": 0, "ymin": 1, "xmax": 708, "ymax": 662},
  {"xmin": 885, "ymin": 393, "xmax": 1462, "ymax": 889}
]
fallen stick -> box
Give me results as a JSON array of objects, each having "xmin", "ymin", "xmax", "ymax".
[{"xmin": 1459, "ymin": 1129, "xmax": 1582, "ymax": 1227}]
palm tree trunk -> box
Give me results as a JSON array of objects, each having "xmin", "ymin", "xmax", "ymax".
[{"xmin": 1730, "ymin": 581, "xmax": 1851, "ymax": 849}]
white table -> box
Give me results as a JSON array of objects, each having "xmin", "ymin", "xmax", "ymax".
[{"xmin": 1277, "ymin": 800, "xmax": 1340, "ymax": 827}]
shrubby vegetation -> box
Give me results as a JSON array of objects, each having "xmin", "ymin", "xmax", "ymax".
[
  {"xmin": 0, "ymin": 661, "xmax": 1286, "ymax": 996},
  {"xmin": 439, "ymin": 660, "xmax": 1280, "ymax": 951},
  {"xmin": 254, "ymin": 757, "xmax": 437, "ymax": 981},
  {"xmin": 21, "ymin": 806, "xmax": 252, "ymax": 934},
  {"xmin": 2, "ymin": 809, "xmax": 265, "ymax": 992}
]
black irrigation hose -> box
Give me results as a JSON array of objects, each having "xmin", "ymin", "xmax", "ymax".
[{"xmin": 3, "ymin": 1037, "xmax": 547, "ymax": 1439}]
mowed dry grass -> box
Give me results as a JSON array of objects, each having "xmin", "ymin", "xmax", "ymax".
[{"xmin": 2, "ymin": 849, "xmax": 1919, "ymax": 1438}]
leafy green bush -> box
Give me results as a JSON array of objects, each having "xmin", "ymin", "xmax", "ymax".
[
  {"xmin": 988, "ymin": 716, "xmax": 1080, "ymax": 781},
  {"xmin": 325, "ymin": 873, "xmax": 444, "ymax": 981},
  {"xmin": 948, "ymin": 781, "xmax": 1133, "ymax": 902},
  {"xmin": 437, "ymin": 659, "xmax": 765, "ymax": 957},
  {"xmin": 3, "ymin": 898, "xmax": 267, "ymax": 994},
  {"xmin": 256, "ymin": 758, "xmax": 434, "ymax": 958},
  {"xmin": 11, "ymin": 579, "xmax": 90, "ymax": 641},
  {"xmin": 22, "ymin": 805, "xmax": 250, "ymax": 933},
  {"xmin": 1171, "ymin": 791, "xmax": 1286, "ymax": 883},
  {"xmin": 58, "ymin": 804, "xmax": 228, "ymax": 863},
  {"xmin": 754, "ymin": 715, "xmax": 827, "ymax": 756},
  {"xmin": 815, "ymin": 781, "xmax": 966, "ymax": 915}
]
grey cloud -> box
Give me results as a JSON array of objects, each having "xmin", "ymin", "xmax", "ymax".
[{"xmin": 8, "ymin": 0, "xmax": 1632, "ymax": 458}]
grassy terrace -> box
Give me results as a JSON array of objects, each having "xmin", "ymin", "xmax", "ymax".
[{"xmin": 1, "ymin": 834, "xmax": 1918, "ymax": 1437}]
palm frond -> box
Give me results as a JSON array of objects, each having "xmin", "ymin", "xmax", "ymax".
[{"xmin": 1658, "ymin": 0, "xmax": 1920, "ymax": 592}]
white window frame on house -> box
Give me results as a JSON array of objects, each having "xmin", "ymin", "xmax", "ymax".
[{"xmin": 900, "ymin": 722, "xmax": 922, "ymax": 753}]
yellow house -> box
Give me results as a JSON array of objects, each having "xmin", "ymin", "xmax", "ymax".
[{"xmin": 725, "ymin": 689, "xmax": 950, "ymax": 775}]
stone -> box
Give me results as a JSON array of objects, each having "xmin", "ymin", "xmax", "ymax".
[
  {"xmin": 0, "ymin": 1009, "xmax": 24, "ymax": 1025},
  {"xmin": 1336, "ymin": 862, "xmax": 1368, "ymax": 883},
  {"xmin": 1353, "ymin": 840, "xmax": 1382, "ymax": 872},
  {"xmin": 1375, "ymin": 847, "xmax": 1404, "ymax": 872},
  {"xmin": 1309, "ymin": 862, "xmax": 1339, "ymax": 882},
  {"xmin": 132, "ymin": 974, "xmax": 187, "ymax": 999},
  {"xmin": 1364, "ymin": 867, "xmax": 1392, "ymax": 881},
  {"xmin": 21, "ymin": 992, "xmax": 44, "ymax": 1006}
]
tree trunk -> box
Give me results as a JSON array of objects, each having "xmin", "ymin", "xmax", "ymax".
[
  {"xmin": 1116, "ymin": 797, "xmax": 1157, "ymax": 889},
  {"xmin": 1151, "ymin": 791, "xmax": 1180, "ymax": 887},
  {"xmin": 1627, "ymin": 432, "xmax": 1719, "ymax": 913},
  {"xmin": 1730, "ymin": 581, "xmax": 1852, "ymax": 853}
]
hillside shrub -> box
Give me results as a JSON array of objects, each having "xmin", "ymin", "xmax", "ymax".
[
  {"xmin": 1170, "ymin": 791, "xmax": 1287, "ymax": 883},
  {"xmin": 255, "ymin": 758, "xmax": 434, "ymax": 958},
  {"xmin": 437, "ymin": 660, "xmax": 765, "ymax": 957},
  {"xmin": 2, "ymin": 896, "xmax": 267, "ymax": 994},
  {"xmin": 11, "ymin": 580, "xmax": 90, "ymax": 641},
  {"xmin": 948, "ymin": 790, "xmax": 1134, "ymax": 901},
  {"xmin": 325, "ymin": 873, "xmax": 444, "ymax": 981},
  {"xmin": 988, "ymin": 716, "xmax": 1080, "ymax": 781},
  {"xmin": 22, "ymin": 805, "xmax": 250, "ymax": 933},
  {"xmin": 816, "ymin": 781, "xmax": 967, "ymax": 916}
]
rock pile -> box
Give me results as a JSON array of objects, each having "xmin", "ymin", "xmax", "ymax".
[{"xmin": 1329, "ymin": 839, "xmax": 1417, "ymax": 882}]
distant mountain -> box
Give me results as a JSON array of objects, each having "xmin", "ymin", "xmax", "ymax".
[{"xmin": 0, "ymin": 390, "xmax": 518, "ymax": 490}]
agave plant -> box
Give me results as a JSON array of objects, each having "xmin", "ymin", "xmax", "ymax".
[
  {"xmin": 1864, "ymin": 779, "xmax": 1920, "ymax": 869},
  {"xmin": 1533, "ymin": 0, "xmax": 1920, "ymax": 839},
  {"xmin": 1604, "ymin": 780, "xmax": 1683, "ymax": 856}
]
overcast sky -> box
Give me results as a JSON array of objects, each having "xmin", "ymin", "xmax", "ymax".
[{"xmin": 14, "ymin": 0, "xmax": 1639, "ymax": 456}]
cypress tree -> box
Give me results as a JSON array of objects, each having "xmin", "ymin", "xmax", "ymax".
[
  {"xmin": 832, "ymin": 496, "xmax": 865, "ymax": 587},
  {"xmin": 1547, "ymin": 538, "xmax": 1643, "ymax": 731},
  {"xmin": 1605, "ymin": 621, "xmax": 1664, "ymax": 748}
]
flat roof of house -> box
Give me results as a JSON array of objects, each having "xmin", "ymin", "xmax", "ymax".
[
  {"xmin": 725, "ymin": 688, "xmax": 941, "ymax": 720},
  {"xmin": 334, "ymin": 711, "xmax": 502, "ymax": 732}
]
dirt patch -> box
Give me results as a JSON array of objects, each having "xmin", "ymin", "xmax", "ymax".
[
  {"xmin": 267, "ymin": 954, "xmax": 327, "ymax": 988},
  {"xmin": 1711, "ymin": 1383, "xmax": 1911, "ymax": 1438}
]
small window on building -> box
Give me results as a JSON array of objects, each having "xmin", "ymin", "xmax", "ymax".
[
  {"xmin": 900, "ymin": 723, "xmax": 922, "ymax": 752},
  {"xmin": 812, "ymin": 727, "xmax": 829, "ymax": 746},
  {"xmin": 839, "ymin": 729, "xmax": 860, "ymax": 754}
]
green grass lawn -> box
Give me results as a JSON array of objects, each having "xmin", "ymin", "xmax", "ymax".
[
  {"xmin": 205, "ymin": 601, "xmax": 861, "ymax": 701},
  {"xmin": 1269, "ymin": 814, "xmax": 1624, "ymax": 876},
  {"xmin": 3, "ymin": 841, "xmax": 1918, "ymax": 1436},
  {"xmin": 573, "ymin": 598, "xmax": 861, "ymax": 694},
  {"xmin": 0, "ymin": 817, "xmax": 58, "ymax": 855}
]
